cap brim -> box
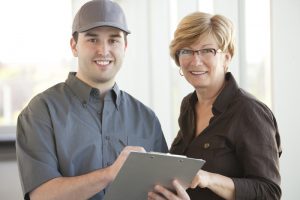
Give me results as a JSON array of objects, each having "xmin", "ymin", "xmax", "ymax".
[{"xmin": 76, "ymin": 22, "xmax": 131, "ymax": 34}]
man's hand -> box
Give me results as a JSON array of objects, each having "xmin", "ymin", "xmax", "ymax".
[{"xmin": 108, "ymin": 146, "xmax": 146, "ymax": 181}]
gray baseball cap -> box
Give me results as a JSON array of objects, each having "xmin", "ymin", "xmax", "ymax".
[{"xmin": 72, "ymin": 0, "xmax": 130, "ymax": 35}]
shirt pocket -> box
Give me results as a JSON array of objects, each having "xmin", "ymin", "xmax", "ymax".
[
  {"xmin": 202, "ymin": 136, "xmax": 238, "ymax": 174},
  {"xmin": 197, "ymin": 136, "xmax": 233, "ymax": 163},
  {"xmin": 210, "ymin": 139, "xmax": 233, "ymax": 157},
  {"xmin": 127, "ymin": 135, "xmax": 153, "ymax": 152}
]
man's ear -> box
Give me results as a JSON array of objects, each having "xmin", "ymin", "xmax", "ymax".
[
  {"xmin": 124, "ymin": 41, "xmax": 128, "ymax": 50},
  {"xmin": 70, "ymin": 38, "xmax": 78, "ymax": 57}
]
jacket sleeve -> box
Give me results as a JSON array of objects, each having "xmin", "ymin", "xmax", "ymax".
[{"xmin": 232, "ymin": 100, "xmax": 281, "ymax": 200}]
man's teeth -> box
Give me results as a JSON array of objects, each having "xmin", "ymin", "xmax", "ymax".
[{"xmin": 96, "ymin": 60, "xmax": 110, "ymax": 65}]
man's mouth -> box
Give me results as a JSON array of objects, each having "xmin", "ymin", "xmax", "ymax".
[{"xmin": 95, "ymin": 60, "xmax": 111, "ymax": 66}]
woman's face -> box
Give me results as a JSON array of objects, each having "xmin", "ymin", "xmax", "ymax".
[{"xmin": 178, "ymin": 35, "xmax": 231, "ymax": 91}]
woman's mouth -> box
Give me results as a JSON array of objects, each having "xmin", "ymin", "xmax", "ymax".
[{"xmin": 190, "ymin": 71, "xmax": 207, "ymax": 75}]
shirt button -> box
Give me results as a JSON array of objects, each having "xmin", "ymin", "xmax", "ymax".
[
  {"xmin": 82, "ymin": 101, "xmax": 87, "ymax": 108},
  {"xmin": 203, "ymin": 143, "xmax": 210, "ymax": 149}
]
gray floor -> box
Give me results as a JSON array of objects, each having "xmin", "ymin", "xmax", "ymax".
[{"xmin": 0, "ymin": 142, "xmax": 23, "ymax": 200}]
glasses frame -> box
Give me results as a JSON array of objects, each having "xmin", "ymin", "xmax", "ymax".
[{"xmin": 176, "ymin": 48, "xmax": 222, "ymax": 58}]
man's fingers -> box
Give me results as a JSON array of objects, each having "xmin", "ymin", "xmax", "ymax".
[
  {"xmin": 128, "ymin": 146, "xmax": 146, "ymax": 152},
  {"xmin": 122, "ymin": 146, "xmax": 146, "ymax": 154}
]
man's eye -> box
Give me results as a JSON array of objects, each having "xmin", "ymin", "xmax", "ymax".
[
  {"xmin": 88, "ymin": 39, "xmax": 97, "ymax": 43},
  {"xmin": 110, "ymin": 39, "xmax": 120, "ymax": 44}
]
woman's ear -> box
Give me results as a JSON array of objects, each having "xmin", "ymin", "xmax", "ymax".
[
  {"xmin": 70, "ymin": 38, "xmax": 78, "ymax": 57},
  {"xmin": 224, "ymin": 52, "xmax": 232, "ymax": 71}
]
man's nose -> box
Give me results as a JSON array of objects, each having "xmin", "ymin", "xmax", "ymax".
[{"xmin": 96, "ymin": 42, "xmax": 109, "ymax": 56}]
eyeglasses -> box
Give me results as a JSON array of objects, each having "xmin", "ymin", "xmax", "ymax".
[{"xmin": 176, "ymin": 48, "xmax": 222, "ymax": 60}]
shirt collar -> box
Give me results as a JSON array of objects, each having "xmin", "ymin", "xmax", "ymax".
[
  {"xmin": 212, "ymin": 72, "xmax": 239, "ymax": 114},
  {"xmin": 112, "ymin": 83, "xmax": 121, "ymax": 109},
  {"xmin": 65, "ymin": 72, "xmax": 121, "ymax": 109},
  {"xmin": 188, "ymin": 72, "xmax": 239, "ymax": 115}
]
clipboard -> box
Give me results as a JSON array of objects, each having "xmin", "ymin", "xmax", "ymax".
[{"xmin": 104, "ymin": 151, "xmax": 205, "ymax": 200}]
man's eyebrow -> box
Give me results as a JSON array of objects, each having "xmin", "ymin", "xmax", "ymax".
[
  {"xmin": 84, "ymin": 32, "xmax": 98, "ymax": 37},
  {"xmin": 109, "ymin": 33, "xmax": 122, "ymax": 38},
  {"xmin": 83, "ymin": 32, "xmax": 122, "ymax": 38}
]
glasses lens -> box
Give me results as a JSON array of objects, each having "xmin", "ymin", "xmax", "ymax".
[{"xmin": 177, "ymin": 48, "xmax": 220, "ymax": 61}]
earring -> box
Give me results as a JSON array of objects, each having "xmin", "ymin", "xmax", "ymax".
[
  {"xmin": 179, "ymin": 67, "xmax": 184, "ymax": 76},
  {"xmin": 225, "ymin": 66, "xmax": 229, "ymax": 72}
]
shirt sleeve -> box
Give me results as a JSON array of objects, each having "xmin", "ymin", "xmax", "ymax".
[
  {"xmin": 16, "ymin": 96, "xmax": 61, "ymax": 197},
  {"xmin": 232, "ymin": 100, "xmax": 281, "ymax": 199},
  {"xmin": 152, "ymin": 115, "xmax": 168, "ymax": 153}
]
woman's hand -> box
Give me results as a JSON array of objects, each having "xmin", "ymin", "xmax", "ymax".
[
  {"xmin": 148, "ymin": 179, "xmax": 190, "ymax": 200},
  {"xmin": 147, "ymin": 170, "xmax": 210, "ymax": 200},
  {"xmin": 190, "ymin": 169, "xmax": 211, "ymax": 189},
  {"xmin": 191, "ymin": 170, "xmax": 235, "ymax": 200}
]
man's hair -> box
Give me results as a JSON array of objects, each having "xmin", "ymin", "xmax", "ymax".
[
  {"xmin": 72, "ymin": 31, "xmax": 128, "ymax": 44},
  {"xmin": 72, "ymin": 32, "xmax": 79, "ymax": 43},
  {"xmin": 169, "ymin": 12, "xmax": 235, "ymax": 66}
]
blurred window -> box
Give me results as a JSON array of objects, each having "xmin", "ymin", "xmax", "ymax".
[{"xmin": 0, "ymin": 0, "xmax": 74, "ymax": 133}]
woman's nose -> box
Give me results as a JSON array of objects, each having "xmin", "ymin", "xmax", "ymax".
[{"xmin": 190, "ymin": 53, "xmax": 204, "ymax": 66}]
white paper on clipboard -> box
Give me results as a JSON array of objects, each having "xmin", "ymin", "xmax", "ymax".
[{"xmin": 104, "ymin": 151, "xmax": 206, "ymax": 200}]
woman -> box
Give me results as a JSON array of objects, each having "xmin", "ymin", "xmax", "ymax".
[{"xmin": 148, "ymin": 12, "xmax": 281, "ymax": 200}]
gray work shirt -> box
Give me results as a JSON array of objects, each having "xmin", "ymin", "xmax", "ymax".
[{"xmin": 16, "ymin": 72, "xmax": 168, "ymax": 200}]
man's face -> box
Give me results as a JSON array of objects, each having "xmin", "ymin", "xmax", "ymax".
[{"xmin": 70, "ymin": 26, "xmax": 127, "ymax": 89}]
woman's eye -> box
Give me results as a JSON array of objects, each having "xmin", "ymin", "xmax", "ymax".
[
  {"xmin": 202, "ymin": 48, "xmax": 214, "ymax": 54},
  {"xmin": 181, "ymin": 49, "xmax": 192, "ymax": 55}
]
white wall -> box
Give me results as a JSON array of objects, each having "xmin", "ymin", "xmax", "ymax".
[{"xmin": 271, "ymin": 0, "xmax": 300, "ymax": 199}]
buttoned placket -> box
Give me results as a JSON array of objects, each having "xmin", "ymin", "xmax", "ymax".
[{"xmin": 101, "ymin": 92, "xmax": 118, "ymax": 168}]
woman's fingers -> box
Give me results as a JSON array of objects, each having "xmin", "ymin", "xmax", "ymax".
[
  {"xmin": 148, "ymin": 191, "xmax": 167, "ymax": 200},
  {"xmin": 190, "ymin": 174, "xmax": 201, "ymax": 188},
  {"xmin": 190, "ymin": 170, "xmax": 210, "ymax": 188},
  {"xmin": 172, "ymin": 180, "xmax": 190, "ymax": 199},
  {"xmin": 148, "ymin": 181, "xmax": 190, "ymax": 200}
]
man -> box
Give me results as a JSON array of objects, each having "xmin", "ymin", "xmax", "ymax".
[{"xmin": 16, "ymin": 0, "xmax": 168, "ymax": 199}]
